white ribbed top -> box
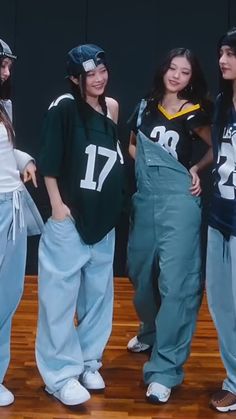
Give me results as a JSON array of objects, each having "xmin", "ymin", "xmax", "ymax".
[{"xmin": 0, "ymin": 123, "xmax": 22, "ymax": 192}]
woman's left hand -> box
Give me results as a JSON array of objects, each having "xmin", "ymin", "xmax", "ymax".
[
  {"xmin": 189, "ymin": 165, "xmax": 201, "ymax": 196},
  {"xmin": 23, "ymin": 161, "xmax": 38, "ymax": 188}
]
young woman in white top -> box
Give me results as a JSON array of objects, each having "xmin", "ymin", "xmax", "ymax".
[{"xmin": 0, "ymin": 38, "xmax": 43, "ymax": 407}]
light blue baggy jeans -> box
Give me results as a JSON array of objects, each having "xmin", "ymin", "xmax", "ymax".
[
  {"xmin": 0, "ymin": 187, "xmax": 43, "ymax": 383},
  {"xmin": 0, "ymin": 191, "xmax": 27, "ymax": 383},
  {"xmin": 206, "ymin": 226, "xmax": 236, "ymax": 394},
  {"xmin": 36, "ymin": 217, "xmax": 115, "ymax": 393}
]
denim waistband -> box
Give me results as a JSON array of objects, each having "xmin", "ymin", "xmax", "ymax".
[
  {"xmin": 0, "ymin": 191, "xmax": 15, "ymax": 201},
  {"xmin": 0, "ymin": 189, "xmax": 24, "ymax": 240}
]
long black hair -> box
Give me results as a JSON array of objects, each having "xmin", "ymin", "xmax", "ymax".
[
  {"xmin": 216, "ymin": 27, "xmax": 236, "ymax": 129},
  {"xmin": 69, "ymin": 69, "xmax": 109, "ymax": 139},
  {"xmin": 0, "ymin": 56, "xmax": 15, "ymax": 143},
  {"xmin": 145, "ymin": 47, "xmax": 212, "ymax": 115},
  {"xmin": 74, "ymin": 71, "xmax": 108, "ymax": 115}
]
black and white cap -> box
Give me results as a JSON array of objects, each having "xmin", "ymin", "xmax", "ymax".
[
  {"xmin": 0, "ymin": 39, "xmax": 17, "ymax": 60},
  {"xmin": 66, "ymin": 44, "xmax": 106, "ymax": 76}
]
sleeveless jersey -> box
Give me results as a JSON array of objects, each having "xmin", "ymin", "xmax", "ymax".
[{"xmin": 39, "ymin": 94, "xmax": 124, "ymax": 244}]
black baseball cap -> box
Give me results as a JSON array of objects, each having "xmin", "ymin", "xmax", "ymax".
[
  {"xmin": 218, "ymin": 27, "xmax": 236, "ymax": 52},
  {"xmin": 66, "ymin": 44, "xmax": 106, "ymax": 77},
  {"xmin": 0, "ymin": 39, "xmax": 17, "ymax": 60}
]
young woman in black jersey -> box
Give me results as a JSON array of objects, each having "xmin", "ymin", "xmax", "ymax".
[
  {"xmin": 206, "ymin": 27, "xmax": 236, "ymax": 413},
  {"xmin": 36, "ymin": 44, "xmax": 124, "ymax": 407},
  {"xmin": 127, "ymin": 48, "xmax": 212, "ymax": 403}
]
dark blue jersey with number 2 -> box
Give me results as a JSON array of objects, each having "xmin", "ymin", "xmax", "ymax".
[{"xmin": 209, "ymin": 101, "xmax": 236, "ymax": 238}]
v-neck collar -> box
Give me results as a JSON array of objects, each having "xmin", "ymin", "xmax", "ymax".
[{"xmin": 158, "ymin": 103, "xmax": 200, "ymax": 120}]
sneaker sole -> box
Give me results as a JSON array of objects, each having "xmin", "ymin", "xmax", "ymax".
[
  {"xmin": 127, "ymin": 346, "xmax": 151, "ymax": 353},
  {"xmin": 45, "ymin": 387, "xmax": 91, "ymax": 406},
  {"xmin": 215, "ymin": 403, "xmax": 236, "ymax": 412},
  {"xmin": 54, "ymin": 390, "xmax": 91, "ymax": 405},
  {"xmin": 0, "ymin": 396, "xmax": 14, "ymax": 407},
  {"xmin": 146, "ymin": 394, "xmax": 170, "ymax": 404},
  {"xmin": 82, "ymin": 382, "xmax": 105, "ymax": 390}
]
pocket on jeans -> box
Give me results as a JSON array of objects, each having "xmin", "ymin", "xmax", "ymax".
[{"xmin": 49, "ymin": 215, "xmax": 73, "ymax": 223}]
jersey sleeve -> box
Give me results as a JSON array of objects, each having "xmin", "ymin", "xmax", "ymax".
[
  {"xmin": 185, "ymin": 108, "xmax": 211, "ymax": 132},
  {"xmin": 38, "ymin": 103, "xmax": 66, "ymax": 177}
]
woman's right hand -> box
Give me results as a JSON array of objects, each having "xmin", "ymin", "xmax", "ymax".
[
  {"xmin": 51, "ymin": 203, "xmax": 71, "ymax": 221},
  {"xmin": 23, "ymin": 161, "xmax": 38, "ymax": 188},
  {"xmin": 189, "ymin": 165, "xmax": 202, "ymax": 196}
]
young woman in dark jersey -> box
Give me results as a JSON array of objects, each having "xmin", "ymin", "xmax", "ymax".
[
  {"xmin": 36, "ymin": 44, "xmax": 124, "ymax": 406},
  {"xmin": 127, "ymin": 48, "xmax": 212, "ymax": 403},
  {"xmin": 206, "ymin": 27, "xmax": 236, "ymax": 413}
]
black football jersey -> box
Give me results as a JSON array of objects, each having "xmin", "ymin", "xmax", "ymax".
[
  {"xmin": 39, "ymin": 94, "xmax": 124, "ymax": 244},
  {"xmin": 129, "ymin": 102, "xmax": 210, "ymax": 169}
]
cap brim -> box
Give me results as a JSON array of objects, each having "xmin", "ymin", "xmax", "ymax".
[{"xmin": 0, "ymin": 52, "xmax": 17, "ymax": 60}]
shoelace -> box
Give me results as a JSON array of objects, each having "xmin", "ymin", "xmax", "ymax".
[
  {"xmin": 148, "ymin": 384, "xmax": 170, "ymax": 397},
  {"xmin": 65, "ymin": 379, "xmax": 80, "ymax": 390},
  {"xmin": 84, "ymin": 371, "xmax": 96, "ymax": 377}
]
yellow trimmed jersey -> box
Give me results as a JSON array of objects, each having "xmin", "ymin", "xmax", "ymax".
[{"xmin": 130, "ymin": 102, "xmax": 210, "ymax": 169}]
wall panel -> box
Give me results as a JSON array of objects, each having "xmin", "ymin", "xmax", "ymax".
[
  {"xmin": 86, "ymin": 0, "xmax": 228, "ymax": 275},
  {"xmin": 0, "ymin": 0, "xmax": 16, "ymax": 47},
  {"xmin": 230, "ymin": 0, "xmax": 236, "ymax": 27},
  {"xmin": 0, "ymin": 1, "xmax": 231, "ymax": 275},
  {"xmin": 12, "ymin": 0, "xmax": 87, "ymax": 273}
]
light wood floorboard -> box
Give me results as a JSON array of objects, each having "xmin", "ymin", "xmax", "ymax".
[{"xmin": 1, "ymin": 277, "xmax": 228, "ymax": 419}]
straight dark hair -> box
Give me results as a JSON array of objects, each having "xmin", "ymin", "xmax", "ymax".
[
  {"xmin": 216, "ymin": 27, "xmax": 236, "ymax": 131},
  {"xmin": 145, "ymin": 47, "xmax": 212, "ymax": 116},
  {"xmin": 0, "ymin": 57, "xmax": 15, "ymax": 143},
  {"xmin": 69, "ymin": 69, "xmax": 109, "ymax": 140}
]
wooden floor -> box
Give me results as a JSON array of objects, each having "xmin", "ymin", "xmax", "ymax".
[{"xmin": 1, "ymin": 277, "xmax": 230, "ymax": 419}]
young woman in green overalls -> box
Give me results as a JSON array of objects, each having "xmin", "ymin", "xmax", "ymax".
[{"xmin": 127, "ymin": 48, "xmax": 212, "ymax": 403}]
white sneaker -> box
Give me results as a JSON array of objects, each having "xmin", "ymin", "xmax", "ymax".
[
  {"xmin": 81, "ymin": 370, "xmax": 105, "ymax": 390},
  {"xmin": 146, "ymin": 382, "xmax": 171, "ymax": 403},
  {"xmin": 127, "ymin": 336, "xmax": 151, "ymax": 353},
  {"xmin": 0, "ymin": 384, "xmax": 14, "ymax": 406},
  {"xmin": 46, "ymin": 378, "xmax": 90, "ymax": 406}
]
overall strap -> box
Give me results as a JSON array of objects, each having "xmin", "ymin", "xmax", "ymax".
[{"xmin": 137, "ymin": 99, "xmax": 147, "ymax": 128}]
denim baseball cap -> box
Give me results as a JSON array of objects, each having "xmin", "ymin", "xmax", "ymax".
[{"xmin": 66, "ymin": 44, "xmax": 106, "ymax": 76}]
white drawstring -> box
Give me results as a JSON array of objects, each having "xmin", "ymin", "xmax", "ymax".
[{"xmin": 12, "ymin": 190, "xmax": 24, "ymax": 241}]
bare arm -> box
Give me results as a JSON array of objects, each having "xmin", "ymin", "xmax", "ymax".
[
  {"xmin": 129, "ymin": 131, "xmax": 137, "ymax": 159},
  {"xmin": 189, "ymin": 125, "xmax": 213, "ymax": 196},
  {"xmin": 44, "ymin": 176, "xmax": 71, "ymax": 220},
  {"xmin": 106, "ymin": 97, "xmax": 119, "ymax": 123},
  {"xmin": 191, "ymin": 125, "xmax": 213, "ymax": 172}
]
